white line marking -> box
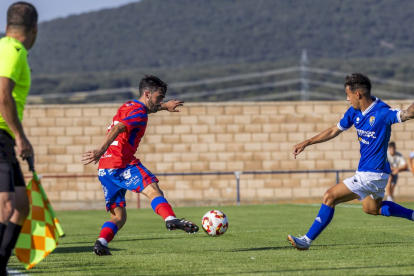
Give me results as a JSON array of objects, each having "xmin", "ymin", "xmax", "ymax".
[
  {"xmin": 7, "ymin": 268, "xmax": 30, "ymax": 276},
  {"xmin": 292, "ymin": 203, "xmax": 362, "ymax": 209}
]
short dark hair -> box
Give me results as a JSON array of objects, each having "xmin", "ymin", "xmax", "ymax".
[
  {"xmin": 139, "ymin": 75, "xmax": 168, "ymax": 96},
  {"xmin": 389, "ymin": 141, "xmax": 396, "ymax": 149},
  {"xmin": 7, "ymin": 2, "xmax": 38, "ymax": 32},
  {"xmin": 344, "ymin": 73, "xmax": 372, "ymax": 95}
]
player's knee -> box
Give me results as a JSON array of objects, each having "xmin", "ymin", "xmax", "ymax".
[
  {"xmin": 142, "ymin": 183, "xmax": 164, "ymax": 199},
  {"xmin": 322, "ymin": 190, "xmax": 335, "ymax": 207}
]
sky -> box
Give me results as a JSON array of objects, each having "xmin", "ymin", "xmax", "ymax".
[{"xmin": 0, "ymin": 0, "xmax": 139, "ymax": 32}]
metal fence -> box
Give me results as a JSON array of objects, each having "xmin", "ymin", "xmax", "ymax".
[{"xmin": 27, "ymin": 169, "xmax": 356, "ymax": 207}]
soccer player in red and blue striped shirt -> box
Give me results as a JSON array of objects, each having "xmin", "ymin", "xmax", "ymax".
[{"xmin": 82, "ymin": 75, "xmax": 199, "ymax": 256}]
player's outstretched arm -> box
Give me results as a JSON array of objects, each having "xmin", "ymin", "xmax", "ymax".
[
  {"xmin": 400, "ymin": 103, "xmax": 414, "ymax": 122},
  {"xmin": 82, "ymin": 122, "xmax": 127, "ymax": 165},
  {"xmin": 158, "ymin": 100, "xmax": 185, "ymax": 113},
  {"xmin": 292, "ymin": 125, "xmax": 342, "ymax": 159}
]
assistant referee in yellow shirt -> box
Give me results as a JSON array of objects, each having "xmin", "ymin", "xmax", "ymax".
[{"xmin": 0, "ymin": 2, "xmax": 38, "ymax": 273}]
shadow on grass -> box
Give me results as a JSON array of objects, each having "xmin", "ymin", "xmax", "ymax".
[
  {"xmin": 60, "ymin": 234, "xmax": 198, "ymax": 246},
  {"xmin": 54, "ymin": 246, "xmax": 121, "ymax": 254},
  {"xmin": 231, "ymin": 240, "xmax": 407, "ymax": 252}
]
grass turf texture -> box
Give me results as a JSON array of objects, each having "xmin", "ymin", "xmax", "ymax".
[{"xmin": 7, "ymin": 203, "xmax": 414, "ymax": 275}]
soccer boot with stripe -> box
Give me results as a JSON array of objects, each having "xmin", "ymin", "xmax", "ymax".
[
  {"xmin": 287, "ymin": 235, "xmax": 311, "ymax": 250},
  {"xmin": 93, "ymin": 240, "xmax": 112, "ymax": 256},
  {"xmin": 166, "ymin": 218, "xmax": 199, "ymax": 234}
]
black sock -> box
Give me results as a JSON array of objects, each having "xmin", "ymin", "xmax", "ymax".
[
  {"xmin": 0, "ymin": 222, "xmax": 22, "ymax": 264},
  {"xmin": 0, "ymin": 223, "xmax": 7, "ymax": 274}
]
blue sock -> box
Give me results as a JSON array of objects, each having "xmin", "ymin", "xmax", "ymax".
[
  {"xmin": 306, "ymin": 204, "xmax": 335, "ymax": 240},
  {"xmin": 381, "ymin": 201, "xmax": 414, "ymax": 220}
]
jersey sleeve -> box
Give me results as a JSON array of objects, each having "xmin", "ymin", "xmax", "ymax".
[
  {"xmin": 337, "ymin": 107, "xmax": 354, "ymax": 131},
  {"xmin": 119, "ymin": 106, "xmax": 148, "ymax": 132},
  {"xmin": 383, "ymin": 108, "xmax": 402, "ymax": 125},
  {"xmin": 0, "ymin": 44, "xmax": 23, "ymax": 83}
]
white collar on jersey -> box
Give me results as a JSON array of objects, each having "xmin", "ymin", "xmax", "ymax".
[{"xmin": 361, "ymin": 96, "xmax": 379, "ymax": 116}]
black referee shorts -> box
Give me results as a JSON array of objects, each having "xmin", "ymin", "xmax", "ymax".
[{"xmin": 0, "ymin": 130, "xmax": 25, "ymax": 192}]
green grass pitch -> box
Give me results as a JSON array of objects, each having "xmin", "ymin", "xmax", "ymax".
[{"xmin": 7, "ymin": 203, "xmax": 414, "ymax": 275}]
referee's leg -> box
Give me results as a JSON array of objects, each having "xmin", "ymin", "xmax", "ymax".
[
  {"xmin": 0, "ymin": 162, "xmax": 16, "ymax": 274},
  {"xmin": 0, "ymin": 162, "xmax": 29, "ymax": 271}
]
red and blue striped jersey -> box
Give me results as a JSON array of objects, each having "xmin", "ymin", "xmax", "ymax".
[{"xmin": 98, "ymin": 100, "xmax": 148, "ymax": 169}]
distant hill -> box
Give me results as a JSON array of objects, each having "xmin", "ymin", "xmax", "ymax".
[
  {"xmin": 28, "ymin": 0, "xmax": 414, "ymax": 75},
  {"xmin": 3, "ymin": 0, "xmax": 414, "ymax": 101}
]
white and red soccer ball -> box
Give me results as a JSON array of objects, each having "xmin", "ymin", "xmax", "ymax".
[{"xmin": 201, "ymin": 210, "xmax": 229, "ymax": 236}]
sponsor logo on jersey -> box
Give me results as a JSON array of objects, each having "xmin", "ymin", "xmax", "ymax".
[
  {"xmin": 358, "ymin": 137, "xmax": 370, "ymax": 145},
  {"xmin": 356, "ymin": 129, "xmax": 376, "ymax": 139},
  {"xmin": 101, "ymin": 153, "xmax": 112, "ymax": 159},
  {"xmin": 369, "ymin": 116, "xmax": 376, "ymax": 126}
]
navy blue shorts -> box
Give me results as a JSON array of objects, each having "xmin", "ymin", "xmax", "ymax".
[{"xmin": 0, "ymin": 130, "xmax": 25, "ymax": 192}]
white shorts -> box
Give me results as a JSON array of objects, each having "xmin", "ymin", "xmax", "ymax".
[{"xmin": 343, "ymin": 171, "xmax": 389, "ymax": 201}]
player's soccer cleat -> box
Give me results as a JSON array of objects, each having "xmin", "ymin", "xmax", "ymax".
[
  {"xmin": 166, "ymin": 218, "xmax": 199, "ymax": 234},
  {"xmin": 93, "ymin": 240, "xmax": 112, "ymax": 256},
  {"xmin": 287, "ymin": 235, "xmax": 311, "ymax": 250}
]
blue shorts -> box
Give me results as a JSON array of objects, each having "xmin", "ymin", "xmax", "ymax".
[{"xmin": 98, "ymin": 163, "xmax": 158, "ymax": 211}]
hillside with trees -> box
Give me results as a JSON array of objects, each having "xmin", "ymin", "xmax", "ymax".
[{"xmin": 3, "ymin": 0, "xmax": 414, "ymax": 101}]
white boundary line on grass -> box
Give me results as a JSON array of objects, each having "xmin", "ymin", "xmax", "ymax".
[
  {"xmin": 6, "ymin": 268, "xmax": 30, "ymax": 276},
  {"xmin": 292, "ymin": 203, "xmax": 362, "ymax": 208}
]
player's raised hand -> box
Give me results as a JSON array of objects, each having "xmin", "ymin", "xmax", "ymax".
[
  {"xmin": 292, "ymin": 142, "xmax": 307, "ymax": 159},
  {"xmin": 82, "ymin": 149, "xmax": 105, "ymax": 165},
  {"xmin": 163, "ymin": 99, "xmax": 184, "ymax": 112}
]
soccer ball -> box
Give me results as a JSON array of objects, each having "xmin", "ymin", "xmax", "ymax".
[{"xmin": 201, "ymin": 210, "xmax": 229, "ymax": 236}]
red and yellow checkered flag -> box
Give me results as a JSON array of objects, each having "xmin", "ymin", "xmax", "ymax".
[{"xmin": 14, "ymin": 160, "xmax": 65, "ymax": 270}]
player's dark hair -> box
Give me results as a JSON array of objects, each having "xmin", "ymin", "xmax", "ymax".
[
  {"xmin": 389, "ymin": 141, "xmax": 396, "ymax": 149},
  {"xmin": 7, "ymin": 2, "xmax": 38, "ymax": 32},
  {"xmin": 344, "ymin": 73, "xmax": 372, "ymax": 95},
  {"xmin": 139, "ymin": 75, "xmax": 168, "ymax": 96}
]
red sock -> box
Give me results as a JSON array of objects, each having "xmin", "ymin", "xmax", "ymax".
[
  {"xmin": 155, "ymin": 203, "xmax": 176, "ymax": 220},
  {"xmin": 99, "ymin": 221, "xmax": 118, "ymax": 243}
]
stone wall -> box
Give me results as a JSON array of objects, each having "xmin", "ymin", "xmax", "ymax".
[{"xmin": 21, "ymin": 100, "xmax": 414, "ymax": 210}]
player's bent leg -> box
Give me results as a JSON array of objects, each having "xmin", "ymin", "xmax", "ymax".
[
  {"xmin": 142, "ymin": 182, "xmax": 199, "ymax": 234},
  {"xmin": 380, "ymin": 200, "xmax": 414, "ymax": 221},
  {"xmin": 94, "ymin": 207, "xmax": 125, "ymax": 256},
  {"xmin": 288, "ymin": 183, "xmax": 358, "ymax": 250},
  {"xmin": 362, "ymin": 196, "xmax": 382, "ymax": 215},
  {"xmin": 110, "ymin": 206, "xmax": 127, "ymax": 230}
]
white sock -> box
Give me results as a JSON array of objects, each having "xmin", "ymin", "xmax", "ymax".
[
  {"xmin": 387, "ymin": 196, "xmax": 393, "ymax": 202},
  {"xmin": 164, "ymin": 216, "xmax": 176, "ymax": 222},
  {"xmin": 303, "ymin": 235, "xmax": 313, "ymax": 245},
  {"xmin": 98, "ymin": 238, "xmax": 108, "ymax": 247}
]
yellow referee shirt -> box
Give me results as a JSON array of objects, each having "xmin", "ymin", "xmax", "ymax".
[{"xmin": 0, "ymin": 36, "xmax": 31, "ymax": 138}]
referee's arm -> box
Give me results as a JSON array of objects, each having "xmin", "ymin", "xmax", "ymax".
[{"xmin": 0, "ymin": 77, "xmax": 33, "ymax": 159}]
